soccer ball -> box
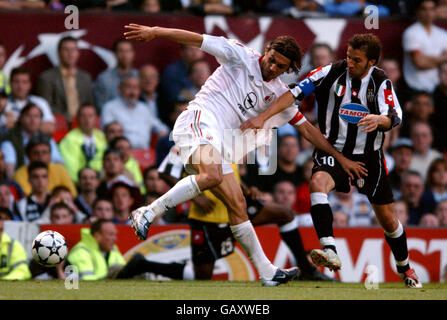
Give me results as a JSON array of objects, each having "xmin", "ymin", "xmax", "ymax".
[{"xmin": 31, "ymin": 230, "xmax": 68, "ymax": 267}]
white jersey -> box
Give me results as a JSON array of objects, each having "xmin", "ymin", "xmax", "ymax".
[{"xmin": 188, "ymin": 35, "xmax": 305, "ymax": 130}]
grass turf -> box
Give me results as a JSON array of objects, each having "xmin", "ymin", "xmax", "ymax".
[{"xmin": 0, "ymin": 280, "xmax": 446, "ymax": 300}]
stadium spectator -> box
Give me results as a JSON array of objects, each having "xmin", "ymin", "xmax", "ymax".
[
  {"xmin": 160, "ymin": 44, "xmax": 204, "ymax": 112},
  {"xmin": 178, "ymin": 59, "xmax": 212, "ymax": 101},
  {"xmin": 0, "ymin": 88, "xmax": 13, "ymax": 136},
  {"xmin": 0, "ymin": 220, "xmax": 31, "ymax": 280},
  {"xmin": 420, "ymin": 158, "xmax": 447, "ymax": 214},
  {"xmin": 328, "ymin": 186, "xmax": 375, "ymax": 227},
  {"xmin": 143, "ymin": 165, "xmax": 168, "ymax": 195},
  {"xmin": 437, "ymin": 0, "xmax": 447, "ymax": 19},
  {"xmin": 0, "ymin": 149, "xmax": 24, "ymax": 200},
  {"xmin": 402, "ymin": 0, "xmax": 447, "ymax": 94},
  {"xmin": 94, "ymin": 39, "xmax": 138, "ymax": 111},
  {"xmin": 293, "ymin": 158, "xmax": 313, "ymax": 226},
  {"xmin": 408, "ymin": 122, "xmax": 443, "ymax": 181},
  {"xmin": 104, "ymin": 121, "xmax": 124, "ymax": 144},
  {"xmin": 37, "ymin": 36, "xmax": 94, "ymax": 122},
  {"xmin": 49, "ymin": 201, "xmax": 75, "ymax": 224},
  {"xmin": 399, "ymin": 92, "xmax": 435, "ymax": 138},
  {"xmin": 67, "ymin": 219, "xmax": 187, "ymax": 280},
  {"xmin": 389, "ymin": 138, "xmax": 414, "ymax": 198},
  {"xmin": 13, "ymin": 134, "xmax": 76, "ymax": 196},
  {"xmin": 399, "ymin": 170, "xmax": 431, "ymax": 225},
  {"xmin": 1, "ymin": 104, "xmax": 63, "ymax": 179},
  {"xmin": 109, "ymin": 136, "xmax": 143, "ymax": 190},
  {"xmin": 0, "ymin": 183, "xmax": 20, "ymax": 220},
  {"xmin": 6, "ymin": 67, "xmax": 55, "ymax": 135},
  {"xmin": 432, "ymin": 61, "xmax": 447, "ymax": 152},
  {"xmin": 38, "ymin": 185, "xmax": 85, "ymax": 224},
  {"xmin": 434, "ymin": 199, "xmax": 447, "ymax": 227},
  {"xmin": 59, "ymin": 104, "xmax": 107, "ymax": 182},
  {"xmin": 0, "ymin": 0, "xmax": 45, "ymax": 10},
  {"xmin": 139, "ymin": 64, "xmax": 162, "ymax": 119},
  {"xmin": 74, "ymin": 167, "xmax": 100, "ymax": 218},
  {"xmin": 244, "ymin": 135, "xmax": 303, "ymax": 196},
  {"xmin": 96, "ymin": 148, "xmax": 135, "ymax": 198},
  {"xmin": 333, "ymin": 210, "xmax": 349, "ymax": 228},
  {"xmin": 379, "ymin": 57, "xmax": 408, "ymax": 105},
  {"xmin": 109, "ymin": 181, "xmax": 141, "ymax": 225},
  {"xmin": 16, "ymin": 161, "xmax": 50, "ymax": 222},
  {"xmin": 188, "ymin": 0, "xmax": 240, "ymax": 15},
  {"xmin": 86, "ymin": 198, "xmax": 114, "ymax": 223},
  {"xmin": 322, "ymin": 0, "xmax": 390, "ymax": 17},
  {"xmin": 394, "ymin": 199, "xmax": 410, "ymax": 227},
  {"xmin": 418, "ymin": 213, "xmax": 440, "ymax": 227},
  {"xmin": 101, "ymin": 75, "xmax": 169, "ymax": 149},
  {"xmin": 0, "ymin": 42, "xmax": 10, "ymax": 95},
  {"xmin": 140, "ymin": 0, "xmax": 161, "ymax": 12},
  {"xmin": 0, "ymin": 207, "xmax": 13, "ymax": 221}
]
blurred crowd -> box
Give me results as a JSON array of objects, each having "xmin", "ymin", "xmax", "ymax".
[
  {"xmin": 1, "ymin": 0, "xmax": 447, "ymax": 18},
  {"xmin": 0, "ymin": 1, "xmax": 446, "ymax": 230}
]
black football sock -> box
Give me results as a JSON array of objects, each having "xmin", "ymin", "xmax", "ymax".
[
  {"xmin": 384, "ymin": 223, "xmax": 410, "ymax": 273},
  {"xmin": 280, "ymin": 228, "xmax": 316, "ymax": 274},
  {"xmin": 117, "ymin": 253, "xmax": 185, "ymax": 279},
  {"xmin": 310, "ymin": 192, "xmax": 337, "ymax": 254}
]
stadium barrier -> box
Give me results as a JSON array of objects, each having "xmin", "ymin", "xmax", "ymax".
[{"xmin": 24, "ymin": 223, "xmax": 447, "ymax": 283}]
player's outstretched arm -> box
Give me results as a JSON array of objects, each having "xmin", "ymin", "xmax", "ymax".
[
  {"xmin": 296, "ymin": 121, "xmax": 368, "ymax": 180},
  {"xmin": 124, "ymin": 24, "xmax": 203, "ymax": 48},
  {"xmin": 240, "ymin": 91, "xmax": 295, "ymax": 132}
]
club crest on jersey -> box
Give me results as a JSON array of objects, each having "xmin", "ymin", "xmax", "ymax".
[
  {"xmin": 367, "ymin": 89, "xmax": 375, "ymax": 103},
  {"xmin": 357, "ymin": 178, "xmax": 365, "ymax": 188},
  {"xmin": 264, "ymin": 93, "xmax": 275, "ymax": 102},
  {"xmin": 339, "ymin": 103, "xmax": 370, "ymax": 124}
]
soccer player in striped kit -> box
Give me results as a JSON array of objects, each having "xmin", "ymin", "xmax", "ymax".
[
  {"xmin": 241, "ymin": 34, "xmax": 422, "ymax": 288},
  {"xmin": 123, "ymin": 24, "xmax": 366, "ymax": 286}
]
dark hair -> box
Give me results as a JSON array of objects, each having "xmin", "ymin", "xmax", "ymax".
[
  {"xmin": 28, "ymin": 161, "xmax": 48, "ymax": 175},
  {"xmin": 309, "ymin": 43, "xmax": 334, "ymax": 61},
  {"xmin": 19, "ymin": 103, "xmax": 43, "ymax": 124},
  {"xmin": 25, "ymin": 133, "xmax": 51, "ymax": 157},
  {"xmin": 92, "ymin": 197, "xmax": 112, "ymax": 210},
  {"xmin": 188, "ymin": 58, "xmax": 209, "ymax": 75},
  {"xmin": 77, "ymin": 167, "xmax": 100, "ymax": 181},
  {"xmin": 57, "ymin": 36, "xmax": 77, "ymax": 52},
  {"xmin": 50, "ymin": 201, "xmax": 75, "ymax": 218},
  {"xmin": 348, "ymin": 34, "xmax": 382, "ymax": 64},
  {"xmin": 103, "ymin": 148, "xmax": 124, "ymax": 160},
  {"xmin": 109, "ymin": 136, "xmax": 130, "ymax": 150},
  {"xmin": 426, "ymin": 158, "xmax": 447, "ymax": 188},
  {"xmin": 90, "ymin": 218, "xmax": 113, "ymax": 235},
  {"xmin": 51, "ymin": 185, "xmax": 72, "ymax": 198},
  {"xmin": 104, "ymin": 121, "xmax": 122, "ymax": 133},
  {"xmin": 0, "ymin": 207, "xmax": 13, "ymax": 220},
  {"xmin": 411, "ymin": 91, "xmax": 433, "ymax": 105},
  {"xmin": 417, "ymin": 0, "xmax": 437, "ymax": 9},
  {"xmin": 76, "ymin": 103, "xmax": 97, "ymax": 121},
  {"xmin": 278, "ymin": 134, "xmax": 298, "ymax": 148},
  {"xmin": 143, "ymin": 165, "xmax": 158, "ymax": 180},
  {"xmin": 267, "ymin": 36, "xmax": 302, "ymax": 73},
  {"xmin": 10, "ymin": 66, "xmax": 32, "ymax": 82},
  {"xmin": 112, "ymin": 38, "xmax": 133, "ymax": 53}
]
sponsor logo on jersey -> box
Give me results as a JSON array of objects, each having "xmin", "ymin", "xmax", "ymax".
[
  {"xmin": 339, "ymin": 103, "xmax": 370, "ymax": 124},
  {"xmin": 243, "ymin": 92, "xmax": 258, "ymax": 109}
]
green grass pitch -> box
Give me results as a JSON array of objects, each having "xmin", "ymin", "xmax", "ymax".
[{"xmin": 1, "ymin": 280, "xmax": 446, "ymax": 300}]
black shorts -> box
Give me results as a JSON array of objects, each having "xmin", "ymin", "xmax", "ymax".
[
  {"xmin": 312, "ymin": 149, "xmax": 394, "ymax": 205},
  {"xmin": 189, "ymin": 218, "xmax": 235, "ymax": 264}
]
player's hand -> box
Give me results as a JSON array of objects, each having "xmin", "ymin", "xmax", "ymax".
[
  {"xmin": 339, "ymin": 157, "xmax": 368, "ymax": 180},
  {"xmin": 358, "ymin": 114, "xmax": 381, "ymax": 133},
  {"xmin": 124, "ymin": 24, "xmax": 157, "ymax": 42},
  {"xmin": 240, "ymin": 116, "xmax": 265, "ymax": 133},
  {"xmin": 192, "ymin": 195, "xmax": 216, "ymax": 214}
]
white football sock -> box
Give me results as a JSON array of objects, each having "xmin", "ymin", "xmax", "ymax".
[
  {"xmin": 149, "ymin": 175, "xmax": 200, "ymax": 218},
  {"xmin": 230, "ymin": 220, "xmax": 277, "ymax": 280}
]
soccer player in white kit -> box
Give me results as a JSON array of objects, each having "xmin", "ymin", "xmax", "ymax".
[{"xmin": 124, "ymin": 24, "xmax": 366, "ymax": 286}]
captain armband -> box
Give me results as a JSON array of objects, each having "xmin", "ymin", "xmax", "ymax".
[{"xmin": 289, "ymin": 78, "xmax": 315, "ymax": 101}]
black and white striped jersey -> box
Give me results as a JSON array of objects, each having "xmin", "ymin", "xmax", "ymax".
[{"xmin": 290, "ymin": 60, "xmax": 402, "ymax": 156}]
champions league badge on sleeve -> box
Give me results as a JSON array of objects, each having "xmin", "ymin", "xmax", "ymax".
[{"xmin": 339, "ymin": 103, "xmax": 370, "ymax": 124}]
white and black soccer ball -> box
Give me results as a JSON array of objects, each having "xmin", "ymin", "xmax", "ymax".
[{"xmin": 31, "ymin": 230, "xmax": 68, "ymax": 267}]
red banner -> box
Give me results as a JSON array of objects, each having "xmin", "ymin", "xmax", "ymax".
[{"xmin": 40, "ymin": 224, "xmax": 447, "ymax": 283}]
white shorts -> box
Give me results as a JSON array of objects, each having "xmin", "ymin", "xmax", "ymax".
[{"xmin": 172, "ymin": 108, "xmax": 233, "ymax": 175}]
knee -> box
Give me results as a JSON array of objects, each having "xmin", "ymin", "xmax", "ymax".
[
  {"xmin": 200, "ymin": 170, "xmax": 223, "ymax": 190},
  {"xmin": 309, "ymin": 172, "xmax": 328, "ymax": 193}
]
